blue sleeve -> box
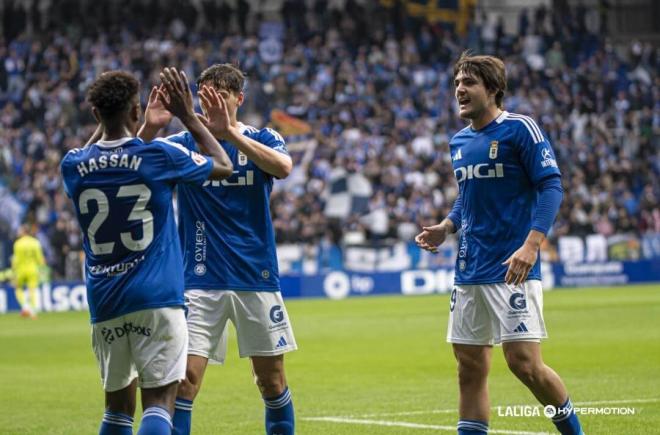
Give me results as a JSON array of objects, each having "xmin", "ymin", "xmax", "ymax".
[
  {"xmin": 260, "ymin": 127, "xmax": 289, "ymax": 156},
  {"xmin": 531, "ymin": 175, "xmax": 563, "ymax": 235},
  {"xmin": 515, "ymin": 117, "xmax": 561, "ymax": 185},
  {"xmin": 59, "ymin": 149, "xmax": 80, "ymax": 198},
  {"xmin": 447, "ymin": 193, "xmax": 462, "ymax": 232},
  {"xmin": 151, "ymin": 140, "xmax": 213, "ymax": 185},
  {"xmin": 164, "ymin": 131, "xmax": 197, "ymax": 151}
]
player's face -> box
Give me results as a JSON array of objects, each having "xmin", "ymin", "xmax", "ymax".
[
  {"xmin": 199, "ymin": 82, "xmax": 243, "ymax": 117},
  {"xmin": 454, "ymin": 71, "xmax": 493, "ymax": 120}
]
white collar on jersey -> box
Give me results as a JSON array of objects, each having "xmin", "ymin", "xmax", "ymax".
[
  {"xmin": 96, "ymin": 137, "xmax": 138, "ymax": 148},
  {"xmin": 495, "ymin": 111, "xmax": 509, "ymax": 123}
]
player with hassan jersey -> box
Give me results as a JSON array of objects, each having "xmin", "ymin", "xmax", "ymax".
[
  {"xmin": 415, "ymin": 53, "xmax": 584, "ymax": 435},
  {"xmin": 60, "ymin": 68, "xmax": 232, "ymax": 435},
  {"xmin": 140, "ymin": 63, "xmax": 297, "ymax": 435}
]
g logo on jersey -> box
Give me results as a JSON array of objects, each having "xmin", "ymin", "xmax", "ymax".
[
  {"xmin": 509, "ymin": 292, "xmax": 527, "ymax": 310},
  {"xmin": 270, "ymin": 305, "xmax": 284, "ymax": 323}
]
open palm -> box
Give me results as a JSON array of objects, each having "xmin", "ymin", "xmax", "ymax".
[
  {"xmin": 198, "ymin": 86, "xmax": 232, "ymax": 140},
  {"xmin": 145, "ymin": 85, "xmax": 173, "ymax": 129}
]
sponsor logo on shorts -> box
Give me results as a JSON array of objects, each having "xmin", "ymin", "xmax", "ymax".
[
  {"xmin": 269, "ymin": 305, "xmax": 284, "ymax": 323},
  {"xmin": 101, "ymin": 322, "xmax": 152, "ymax": 344},
  {"xmin": 509, "ymin": 292, "xmax": 527, "ymax": 310},
  {"xmin": 261, "ymin": 269, "xmax": 270, "ymax": 279},
  {"xmin": 275, "ymin": 336, "xmax": 288, "ymax": 349}
]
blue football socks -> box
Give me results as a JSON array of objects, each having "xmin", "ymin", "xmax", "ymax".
[
  {"xmin": 137, "ymin": 406, "xmax": 172, "ymax": 435},
  {"xmin": 457, "ymin": 419, "xmax": 489, "ymax": 434},
  {"xmin": 99, "ymin": 411, "xmax": 133, "ymax": 435},
  {"xmin": 551, "ymin": 398, "xmax": 584, "ymax": 435},
  {"xmin": 172, "ymin": 397, "xmax": 193, "ymax": 435},
  {"xmin": 264, "ymin": 387, "xmax": 295, "ymax": 435}
]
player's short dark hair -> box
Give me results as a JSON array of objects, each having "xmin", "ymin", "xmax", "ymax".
[
  {"xmin": 453, "ymin": 52, "xmax": 507, "ymax": 109},
  {"xmin": 197, "ymin": 63, "xmax": 245, "ymax": 94},
  {"xmin": 86, "ymin": 71, "xmax": 139, "ymax": 120}
]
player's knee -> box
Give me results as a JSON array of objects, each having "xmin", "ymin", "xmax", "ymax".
[
  {"xmin": 505, "ymin": 354, "xmax": 541, "ymax": 384},
  {"xmin": 455, "ymin": 354, "xmax": 488, "ymax": 386},
  {"xmin": 254, "ymin": 371, "xmax": 286, "ymax": 398},
  {"xmin": 178, "ymin": 370, "xmax": 202, "ymax": 400}
]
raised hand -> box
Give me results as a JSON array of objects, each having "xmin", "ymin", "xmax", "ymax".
[
  {"xmin": 158, "ymin": 67, "xmax": 195, "ymax": 121},
  {"xmin": 144, "ymin": 85, "xmax": 173, "ymax": 130},
  {"xmin": 197, "ymin": 85, "xmax": 234, "ymax": 140}
]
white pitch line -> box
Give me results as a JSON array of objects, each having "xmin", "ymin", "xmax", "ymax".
[
  {"xmin": 303, "ymin": 417, "xmax": 552, "ymax": 435},
  {"xmin": 348, "ymin": 397, "xmax": 660, "ymax": 418}
]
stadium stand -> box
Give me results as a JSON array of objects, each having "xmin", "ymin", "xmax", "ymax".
[{"xmin": 0, "ymin": 0, "xmax": 658, "ymax": 280}]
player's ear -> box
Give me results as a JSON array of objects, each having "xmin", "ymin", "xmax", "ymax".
[
  {"xmin": 91, "ymin": 107, "xmax": 101, "ymax": 123},
  {"xmin": 237, "ymin": 92, "xmax": 244, "ymax": 107},
  {"xmin": 130, "ymin": 101, "xmax": 141, "ymax": 123}
]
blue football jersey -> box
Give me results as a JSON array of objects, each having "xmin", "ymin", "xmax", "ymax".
[
  {"xmin": 60, "ymin": 136, "xmax": 212, "ymax": 323},
  {"xmin": 449, "ymin": 111, "xmax": 561, "ymax": 284},
  {"xmin": 168, "ymin": 124, "xmax": 288, "ymax": 291}
]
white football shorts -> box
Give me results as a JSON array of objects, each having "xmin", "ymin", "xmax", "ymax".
[
  {"xmin": 185, "ymin": 290, "xmax": 297, "ymax": 364},
  {"xmin": 447, "ymin": 280, "xmax": 547, "ymax": 345},
  {"xmin": 91, "ymin": 307, "xmax": 188, "ymax": 392}
]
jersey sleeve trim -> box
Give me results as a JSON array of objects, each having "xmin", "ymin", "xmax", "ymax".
[{"xmin": 507, "ymin": 113, "xmax": 544, "ymax": 144}]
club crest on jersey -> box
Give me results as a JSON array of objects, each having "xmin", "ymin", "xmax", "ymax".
[
  {"xmin": 238, "ymin": 151, "xmax": 248, "ymax": 166},
  {"xmin": 489, "ymin": 141, "xmax": 498, "ymax": 159}
]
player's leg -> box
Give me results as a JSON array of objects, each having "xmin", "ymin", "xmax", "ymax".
[
  {"xmin": 233, "ymin": 291, "xmax": 297, "ymax": 435},
  {"xmin": 174, "ymin": 290, "xmax": 230, "ymax": 435},
  {"xmin": 138, "ymin": 382, "xmax": 179, "ymax": 435},
  {"xmin": 447, "ymin": 285, "xmax": 495, "ymax": 435},
  {"xmin": 252, "ymin": 355, "xmax": 295, "ymax": 435},
  {"xmin": 26, "ymin": 273, "xmax": 40, "ymax": 318},
  {"xmin": 102, "ymin": 380, "xmax": 137, "ymax": 435},
  {"xmin": 502, "ymin": 341, "xmax": 582, "ymax": 434},
  {"xmin": 13, "ymin": 272, "xmax": 31, "ymax": 317},
  {"xmin": 489, "ymin": 280, "xmax": 583, "ymax": 435},
  {"xmin": 173, "ymin": 355, "xmax": 209, "ymax": 435},
  {"xmin": 93, "ymin": 316, "xmax": 139, "ymax": 434},
  {"xmin": 452, "ymin": 344, "xmax": 492, "ymax": 434},
  {"xmin": 129, "ymin": 307, "xmax": 189, "ymax": 435}
]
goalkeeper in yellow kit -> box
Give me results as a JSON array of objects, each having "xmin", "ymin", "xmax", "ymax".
[{"xmin": 11, "ymin": 225, "xmax": 45, "ymax": 318}]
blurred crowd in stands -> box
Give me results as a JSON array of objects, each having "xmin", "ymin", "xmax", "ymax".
[{"xmin": 0, "ymin": 0, "xmax": 658, "ymax": 279}]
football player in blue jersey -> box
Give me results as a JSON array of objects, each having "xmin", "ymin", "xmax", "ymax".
[
  {"xmin": 415, "ymin": 53, "xmax": 584, "ymax": 435},
  {"xmin": 139, "ymin": 63, "xmax": 297, "ymax": 435},
  {"xmin": 61, "ymin": 68, "xmax": 233, "ymax": 435}
]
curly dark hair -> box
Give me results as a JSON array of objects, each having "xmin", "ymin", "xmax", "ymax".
[
  {"xmin": 197, "ymin": 63, "xmax": 245, "ymax": 94},
  {"xmin": 86, "ymin": 71, "xmax": 139, "ymax": 120}
]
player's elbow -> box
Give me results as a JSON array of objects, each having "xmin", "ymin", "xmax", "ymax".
[{"xmin": 272, "ymin": 157, "xmax": 293, "ymax": 179}]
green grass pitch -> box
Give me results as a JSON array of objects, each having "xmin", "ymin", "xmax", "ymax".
[{"xmin": 1, "ymin": 284, "xmax": 658, "ymax": 434}]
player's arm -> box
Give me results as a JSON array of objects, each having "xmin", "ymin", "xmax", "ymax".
[
  {"xmin": 35, "ymin": 240, "xmax": 46, "ymax": 267},
  {"xmin": 159, "ymin": 68, "xmax": 233, "ymax": 180},
  {"xmin": 504, "ymin": 120, "xmax": 563, "ymax": 285},
  {"xmin": 225, "ymin": 129, "xmax": 292, "ymax": 179},
  {"xmin": 415, "ymin": 194, "xmax": 461, "ymax": 253},
  {"xmin": 504, "ymin": 176, "xmax": 562, "ymax": 285},
  {"xmin": 198, "ymin": 89, "xmax": 292, "ymax": 179}
]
